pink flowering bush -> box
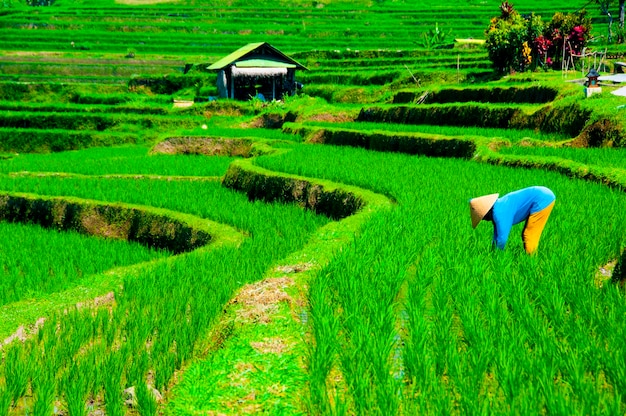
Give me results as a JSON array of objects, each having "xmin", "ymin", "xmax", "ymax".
[{"xmin": 486, "ymin": 2, "xmax": 592, "ymax": 73}]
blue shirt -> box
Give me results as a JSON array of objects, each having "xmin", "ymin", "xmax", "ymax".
[{"xmin": 492, "ymin": 186, "xmax": 555, "ymax": 250}]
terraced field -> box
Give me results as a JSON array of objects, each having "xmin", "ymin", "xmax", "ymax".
[{"xmin": 1, "ymin": 0, "xmax": 626, "ymax": 414}]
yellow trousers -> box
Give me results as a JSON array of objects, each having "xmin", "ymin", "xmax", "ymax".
[{"xmin": 522, "ymin": 202, "xmax": 555, "ymax": 254}]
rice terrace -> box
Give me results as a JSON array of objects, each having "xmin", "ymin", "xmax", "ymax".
[{"xmin": 2, "ymin": 0, "xmax": 626, "ymax": 413}]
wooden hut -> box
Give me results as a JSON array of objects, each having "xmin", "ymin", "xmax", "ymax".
[{"xmin": 208, "ymin": 42, "xmax": 307, "ymax": 101}]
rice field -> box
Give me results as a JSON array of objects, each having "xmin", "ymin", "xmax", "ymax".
[
  {"xmin": 0, "ymin": 145, "xmax": 235, "ymax": 177},
  {"xmin": 254, "ymin": 143, "xmax": 626, "ymax": 414},
  {"xmin": 0, "ymin": 221, "xmax": 167, "ymax": 306},
  {"xmin": 0, "ymin": 0, "xmax": 625, "ymax": 414}
]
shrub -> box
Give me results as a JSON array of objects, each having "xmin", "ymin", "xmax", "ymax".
[
  {"xmin": 485, "ymin": 2, "xmax": 532, "ymax": 73},
  {"xmin": 485, "ymin": 2, "xmax": 592, "ymax": 73}
]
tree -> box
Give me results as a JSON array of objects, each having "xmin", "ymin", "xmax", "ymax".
[{"xmin": 596, "ymin": 0, "xmax": 615, "ymax": 42}]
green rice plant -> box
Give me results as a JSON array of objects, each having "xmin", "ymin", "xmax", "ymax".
[
  {"xmin": 297, "ymin": 120, "xmax": 571, "ymax": 142},
  {"xmin": 499, "ymin": 146, "xmax": 626, "ymax": 169},
  {"xmin": 32, "ymin": 370, "xmax": 56, "ymax": 416},
  {"xmin": 136, "ymin": 382, "xmax": 157, "ymax": 416},
  {"xmin": 306, "ymin": 271, "xmax": 340, "ymax": 415},
  {"xmin": 0, "ymin": 165, "xmax": 327, "ymax": 409},
  {"xmin": 0, "ymin": 385, "xmax": 9, "ymax": 416},
  {"xmin": 153, "ymin": 353, "xmax": 177, "ymax": 394},
  {"xmin": 64, "ymin": 363, "xmax": 89, "ymax": 416},
  {"xmin": 0, "ymin": 145, "xmax": 235, "ymax": 177},
  {"xmin": 0, "ymin": 127, "xmax": 141, "ymax": 153},
  {"xmin": 103, "ymin": 357, "xmax": 124, "ymax": 416},
  {"xmin": 4, "ymin": 345, "xmax": 31, "ymax": 408},
  {"xmin": 0, "ymin": 2, "xmax": 618, "ymax": 411}
]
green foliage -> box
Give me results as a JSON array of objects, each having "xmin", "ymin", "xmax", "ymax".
[
  {"xmin": 0, "ymin": 1, "xmax": 625, "ymax": 414},
  {"xmin": 415, "ymin": 23, "xmax": 452, "ymax": 50},
  {"xmin": 64, "ymin": 365, "xmax": 88, "ymax": 416},
  {"xmin": 301, "ymin": 118, "xmax": 572, "ymax": 142},
  {"xmin": 358, "ymin": 104, "xmax": 522, "ymax": 129},
  {"xmin": 499, "ymin": 146, "xmax": 626, "ymax": 169},
  {"xmin": 574, "ymin": 117, "xmax": 626, "ymax": 147},
  {"xmin": 136, "ymin": 383, "xmax": 157, "ymax": 416},
  {"xmin": 357, "ymin": 99, "xmax": 592, "ymax": 138},
  {"xmin": 0, "ymin": 385, "xmax": 10, "ymax": 416},
  {"xmin": 32, "ymin": 370, "xmax": 56, "ymax": 416},
  {"xmin": 4, "ymin": 346, "xmax": 31, "ymax": 406},
  {"xmin": 256, "ymin": 141, "xmax": 626, "ymax": 413},
  {"xmin": 0, "ymin": 219, "xmax": 167, "ymax": 306}
]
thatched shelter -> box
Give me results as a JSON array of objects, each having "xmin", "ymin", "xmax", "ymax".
[{"xmin": 208, "ymin": 42, "xmax": 307, "ymax": 101}]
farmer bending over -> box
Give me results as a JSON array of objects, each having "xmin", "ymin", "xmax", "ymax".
[{"xmin": 469, "ymin": 186, "xmax": 555, "ymax": 254}]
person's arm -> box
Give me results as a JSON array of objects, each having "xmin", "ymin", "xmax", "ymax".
[{"xmin": 492, "ymin": 216, "xmax": 512, "ymax": 250}]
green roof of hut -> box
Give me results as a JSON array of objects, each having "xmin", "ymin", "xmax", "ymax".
[{"xmin": 208, "ymin": 42, "xmax": 307, "ymax": 71}]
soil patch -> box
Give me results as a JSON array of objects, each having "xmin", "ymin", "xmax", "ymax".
[
  {"xmin": 230, "ymin": 277, "xmax": 294, "ymax": 324},
  {"xmin": 173, "ymin": 100, "xmax": 194, "ymax": 108},
  {"xmin": 245, "ymin": 112, "xmax": 297, "ymax": 129},
  {"xmin": 152, "ymin": 137, "xmax": 253, "ymax": 157},
  {"xmin": 307, "ymin": 112, "xmax": 354, "ymax": 123},
  {"xmin": 595, "ymin": 260, "xmax": 617, "ymax": 288},
  {"xmin": 250, "ymin": 337, "xmax": 291, "ymax": 354},
  {"xmin": 2, "ymin": 317, "xmax": 45, "ymax": 347},
  {"xmin": 274, "ymin": 262, "xmax": 313, "ymax": 274}
]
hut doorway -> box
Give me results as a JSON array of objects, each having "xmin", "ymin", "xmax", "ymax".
[{"xmin": 231, "ymin": 67, "xmax": 288, "ymax": 101}]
